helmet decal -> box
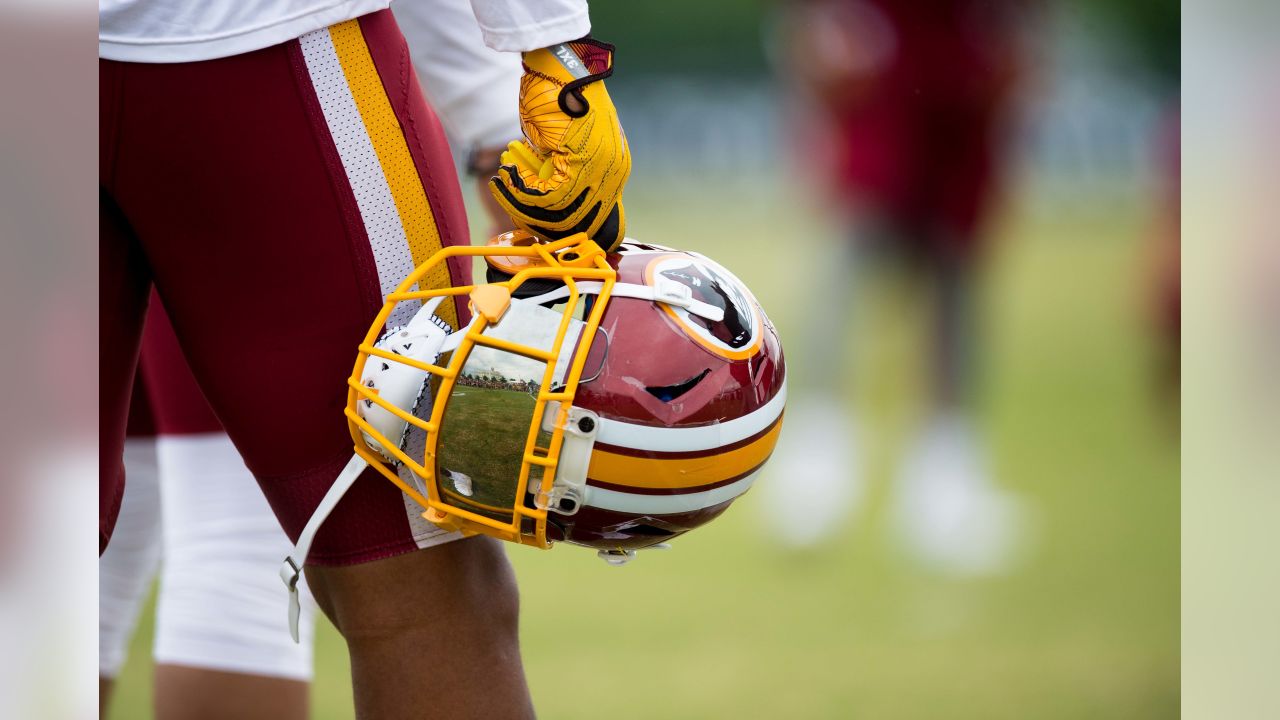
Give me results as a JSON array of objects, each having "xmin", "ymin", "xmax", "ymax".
[{"xmin": 644, "ymin": 255, "xmax": 763, "ymax": 360}]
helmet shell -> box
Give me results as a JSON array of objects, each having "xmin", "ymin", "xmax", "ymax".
[{"xmin": 547, "ymin": 243, "xmax": 786, "ymax": 550}]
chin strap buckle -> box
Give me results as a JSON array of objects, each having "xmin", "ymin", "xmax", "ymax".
[
  {"xmin": 278, "ymin": 454, "xmax": 370, "ymax": 644},
  {"xmin": 279, "ymin": 557, "xmax": 303, "ymax": 643}
]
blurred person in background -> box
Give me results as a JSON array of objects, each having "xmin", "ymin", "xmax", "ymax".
[
  {"xmin": 98, "ymin": 4, "xmax": 523, "ymax": 716},
  {"xmin": 99, "ymin": 0, "xmax": 624, "ymax": 716},
  {"xmin": 764, "ymin": 0, "xmax": 1031, "ymax": 573}
]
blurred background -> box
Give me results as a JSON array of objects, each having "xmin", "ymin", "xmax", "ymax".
[{"xmin": 101, "ymin": 0, "xmax": 1180, "ymax": 717}]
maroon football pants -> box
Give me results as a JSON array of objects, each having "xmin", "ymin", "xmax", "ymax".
[
  {"xmin": 127, "ymin": 292, "xmax": 226, "ymax": 441},
  {"xmin": 100, "ymin": 10, "xmax": 472, "ymax": 563}
]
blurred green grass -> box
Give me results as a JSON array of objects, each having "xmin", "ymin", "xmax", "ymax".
[{"xmin": 108, "ymin": 190, "xmax": 1178, "ymax": 719}]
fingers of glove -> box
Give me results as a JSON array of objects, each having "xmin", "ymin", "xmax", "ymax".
[
  {"xmin": 502, "ymin": 140, "xmax": 551, "ymax": 180},
  {"xmin": 489, "ymin": 166, "xmax": 596, "ymax": 233},
  {"xmin": 485, "ymin": 179, "xmax": 603, "ymax": 239},
  {"xmin": 525, "ymin": 198, "xmax": 624, "ymax": 249},
  {"xmin": 495, "ymin": 141, "xmax": 585, "ymax": 208},
  {"xmin": 492, "ymin": 147, "xmax": 628, "ymax": 242}
]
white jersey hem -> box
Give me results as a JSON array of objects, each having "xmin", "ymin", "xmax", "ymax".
[{"xmin": 99, "ymin": 0, "xmax": 389, "ymax": 62}]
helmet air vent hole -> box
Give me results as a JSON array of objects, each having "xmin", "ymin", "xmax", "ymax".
[{"xmin": 644, "ymin": 368, "xmax": 711, "ymax": 402}]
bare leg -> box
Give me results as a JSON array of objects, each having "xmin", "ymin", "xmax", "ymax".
[
  {"xmin": 894, "ymin": 232, "xmax": 1026, "ymax": 575},
  {"xmin": 757, "ymin": 217, "xmax": 866, "ymax": 549},
  {"xmin": 930, "ymin": 249, "xmax": 976, "ymax": 411},
  {"xmin": 305, "ymin": 536, "xmax": 534, "ymax": 720},
  {"xmin": 154, "ymin": 667, "xmax": 308, "ymax": 720}
]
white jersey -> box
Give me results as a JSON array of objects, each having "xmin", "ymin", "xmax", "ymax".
[{"xmin": 99, "ymin": 0, "xmax": 589, "ymax": 62}]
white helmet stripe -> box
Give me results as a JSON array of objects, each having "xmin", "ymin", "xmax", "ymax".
[
  {"xmin": 521, "ymin": 281, "xmax": 725, "ymax": 322},
  {"xmin": 594, "ymin": 380, "xmax": 786, "ymax": 453},
  {"xmin": 585, "ymin": 469, "xmax": 761, "ymax": 515}
]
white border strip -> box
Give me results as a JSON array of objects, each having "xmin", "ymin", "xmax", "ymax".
[
  {"xmin": 595, "ymin": 381, "xmax": 786, "ymax": 453},
  {"xmin": 585, "ymin": 469, "xmax": 760, "ymax": 515},
  {"xmin": 298, "ymin": 27, "xmax": 417, "ymax": 329},
  {"xmin": 299, "ymin": 28, "xmax": 453, "ymax": 548}
]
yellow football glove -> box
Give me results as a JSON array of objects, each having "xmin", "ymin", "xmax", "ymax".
[{"xmin": 489, "ymin": 38, "xmax": 631, "ymax": 251}]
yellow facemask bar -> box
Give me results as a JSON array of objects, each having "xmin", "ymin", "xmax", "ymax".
[{"xmin": 345, "ymin": 233, "xmax": 616, "ymax": 549}]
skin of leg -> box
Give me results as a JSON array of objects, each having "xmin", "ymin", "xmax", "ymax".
[
  {"xmin": 929, "ymin": 246, "xmax": 977, "ymax": 411},
  {"xmin": 103, "ymin": 662, "xmax": 303, "ymax": 720},
  {"xmin": 153, "ymin": 666, "xmax": 308, "ymax": 720},
  {"xmin": 305, "ymin": 536, "xmax": 534, "ymax": 720}
]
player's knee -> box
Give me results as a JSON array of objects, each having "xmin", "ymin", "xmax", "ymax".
[
  {"xmin": 310, "ymin": 537, "xmax": 521, "ymax": 646},
  {"xmin": 426, "ymin": 536, "xmax": 521, "ymax": 641},
  {"xmin": 468, "ymin": 542, "xmax": 521, "ymax": 637}
]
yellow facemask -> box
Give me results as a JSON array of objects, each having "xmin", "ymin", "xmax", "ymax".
[{"xmin": 349, "ymin": 233, "xmax": 616, "ymax": 548}]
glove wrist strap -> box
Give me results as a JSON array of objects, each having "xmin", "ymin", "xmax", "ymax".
[{"xmin": 525, "ymin": 38, "xmax": 616, "ymax": 118}]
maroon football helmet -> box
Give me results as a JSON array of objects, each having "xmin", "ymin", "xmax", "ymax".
[{"xmin": 469, "ymin": 233, "xmax": 787, "ymax": 561}]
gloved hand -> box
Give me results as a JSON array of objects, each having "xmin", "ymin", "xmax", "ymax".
[{"xmin": 489, "ymin": 38, "xmax": 630, "ymax": 251}]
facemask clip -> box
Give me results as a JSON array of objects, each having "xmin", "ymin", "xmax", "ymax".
[{"xmin": 536, "ymin": 403, "xmax": 598, "ymax": 515}]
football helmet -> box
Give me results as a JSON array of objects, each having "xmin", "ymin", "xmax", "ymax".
[{"xmin": 282, "ymin": 231, "xmax": 784, "ymax": 637}]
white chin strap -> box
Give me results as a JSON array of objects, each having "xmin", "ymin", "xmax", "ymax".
[{"xmin": 278, "ymin": 453, "xmax": 368, "ymax": 643}]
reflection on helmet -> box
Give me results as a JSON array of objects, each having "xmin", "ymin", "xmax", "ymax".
[{"xmin": 346, "ymin": 231, "xmax": 786, "ymax": 561}]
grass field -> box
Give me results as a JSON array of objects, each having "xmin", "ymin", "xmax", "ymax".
[{"xmin": 108, "ymin": 188, "xmax": 1178, "ymax": 718}]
